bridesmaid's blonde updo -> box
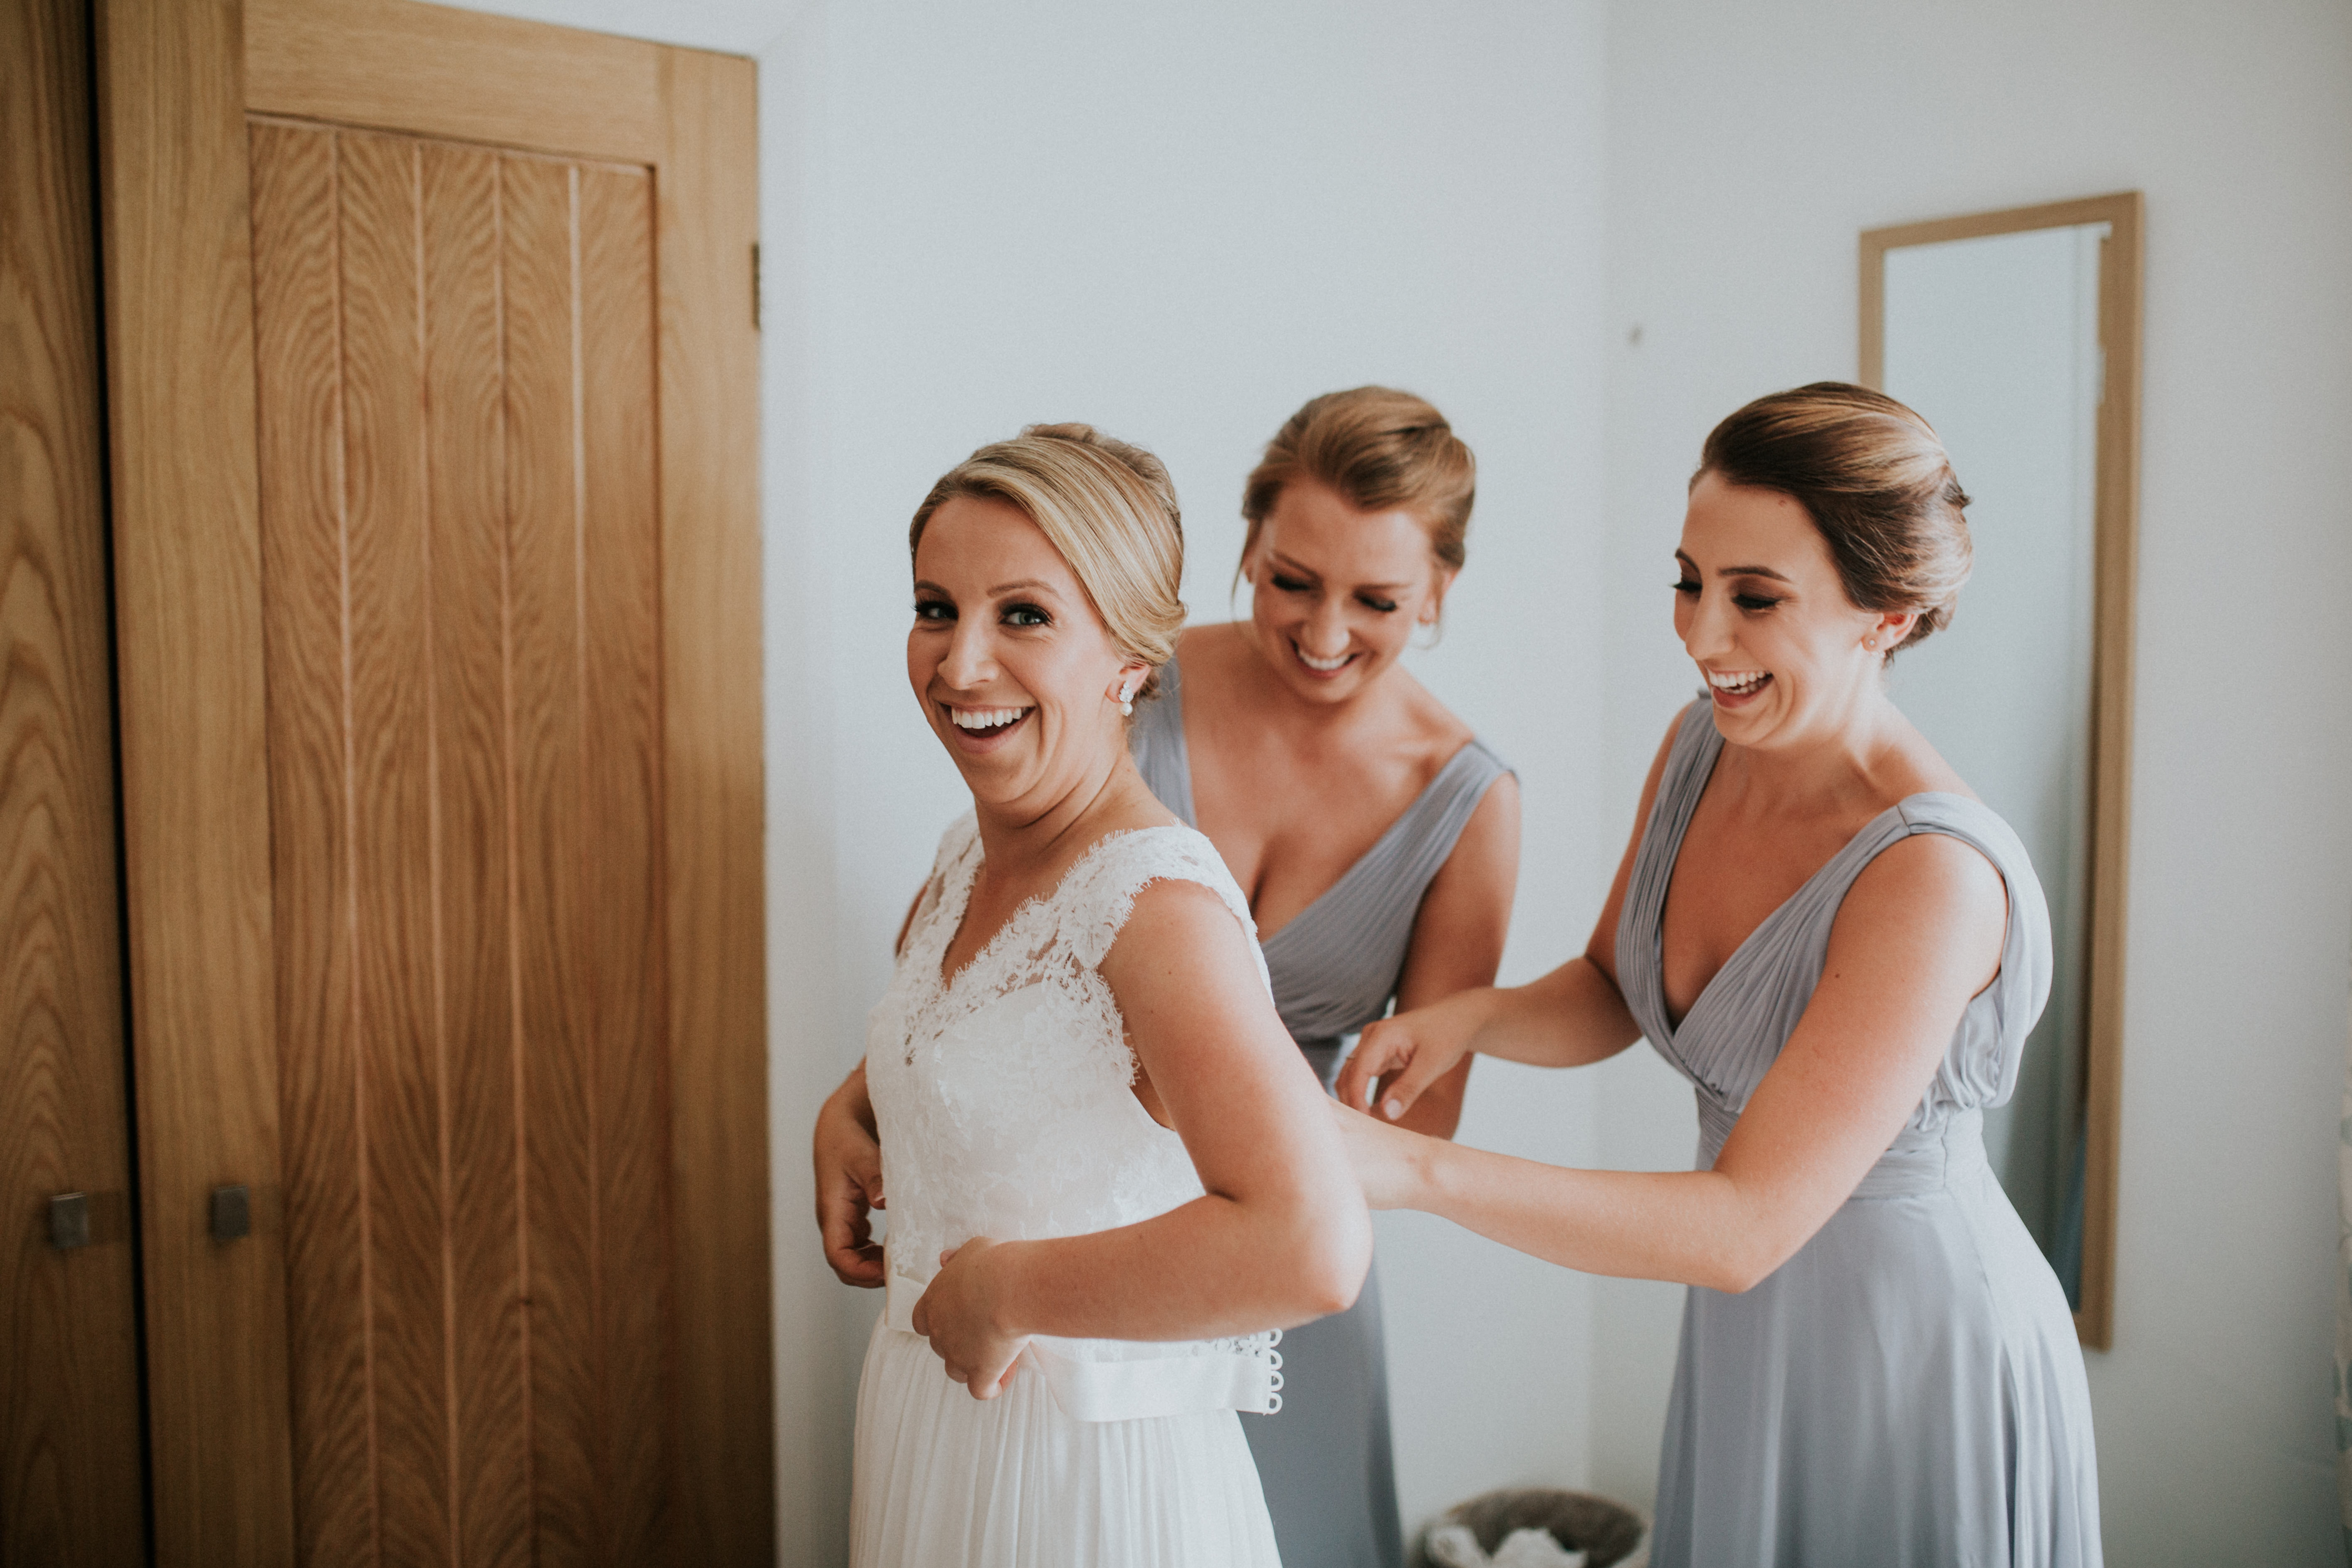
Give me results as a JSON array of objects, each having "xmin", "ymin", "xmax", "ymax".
[
  {"xmin": 1696, "ymin": 382, "xmax": 1972, "ymax": 659},
  {"xmin": 909, "ymin": 423, "xmax": 1186, "ymax": 701},
  {"xmin": 1240, "ymin": 386, "xmax": 1477, "ymax": 574}
]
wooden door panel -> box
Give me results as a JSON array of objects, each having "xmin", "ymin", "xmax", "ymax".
[
  {"xmin": 253, "ymin": 117, "xmax": 677, "ymax": 1567},
  {"xmin": 573, "ymin": 161, "xmax": 673, "ymax": 1566},
  {"xmin": 0, "ymin": 2, "xmax": 147, "ymax": 1561},
  {"xmin": 417, "ymin": 139, "xmax": 535, "ymax": 1568},
  {"xmin": 499, "ymin": 148, "xmax": 608, "ymax": 1568},
  {"xmin": 341, "ymin": 127, "xmax": 458, "ymax": 1568},
  {"xmin": 105, "ymin": 5, "xmax": 767, "ymax": 1561},
  {"xmin": 250, "ymin": 114, "xmax": 376, "ymax": 1568}
]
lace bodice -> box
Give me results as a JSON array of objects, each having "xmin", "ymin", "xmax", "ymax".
[{"xmin": 865, "ymin": 812, "xmax": 1284, "ymax": 1422}]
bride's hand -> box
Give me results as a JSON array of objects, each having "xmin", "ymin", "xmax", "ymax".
[
  {"xmin": 1336, "ymin": 989, "xmax": 1493, "ymax": 1123},
  {"xmin": 813, "ymin": 1071, "xmax": 887, "ymax": 1288},
  {"xmin": 910, "ymin": 1238, "xmax": 1029, "ymax": 1399},
  {"xmin": 1327, "ymin": 1098, "xmax": 1435, "ymax": 1211}
]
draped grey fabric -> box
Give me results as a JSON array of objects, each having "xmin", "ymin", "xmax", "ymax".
[
  {"xmin": 1618, "ymin": 699, "xmax": 2101, "ymax": 1568},
  {"xmin": 1128, "ymin": 654, "xmax": 1510, "ymax": 1568}
]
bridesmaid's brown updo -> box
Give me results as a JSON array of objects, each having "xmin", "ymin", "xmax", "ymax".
[
  {"xmin": 1240, "ymin": 386, "xmax": 1477, "ymax": 574},
  {"xmin": 1695, "ymin": 382, "xmax": 1972, "ymax": 659}
]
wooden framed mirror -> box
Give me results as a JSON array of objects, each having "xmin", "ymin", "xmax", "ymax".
[{"xmin": 1859, "ymin": 193, "xmax": 2141, "ymax": 1349}]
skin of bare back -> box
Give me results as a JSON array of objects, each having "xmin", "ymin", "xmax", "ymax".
[
  {"xmin": 1332, "ymin": 473, "xmax": 2006, "ymax": 1295},
  {"xmin": 878, "ymin": 495, "xmax": 1371, "ymax": 1398}
]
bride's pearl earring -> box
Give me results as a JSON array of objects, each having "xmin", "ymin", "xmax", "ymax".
[{"xmin": 1116, "ymin": 680, "xmax": 1135, "ymax": 717}]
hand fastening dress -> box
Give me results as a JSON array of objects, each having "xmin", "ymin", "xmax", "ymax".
[
  {"xmin": 851, "ymin": 815, "xmax": 1287, "ymax": 1568},
  {"xmin": 1618, "ymin": 700, "xmax": 2101, "ymax": 1568}
]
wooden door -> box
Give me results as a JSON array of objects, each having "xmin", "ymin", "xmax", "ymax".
[
  {"xmin": 96, "ymin": 2, "xmax": 770, "ymax": 1563},
  {"xmin": 2, "ymin": 2, "xmax": 148, "ymax": 1561}
]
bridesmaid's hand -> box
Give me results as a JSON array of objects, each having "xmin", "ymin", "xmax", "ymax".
[
  {"xmin": 911, "ymin": 1239, "xmax": 1029, "ymax": 1399},
  {"xmin": 1327, "ymin": 1099, "xmax": 1435, "ymax": 1211},
  {"xmin": 1338, "ymin": 988, "xmax": 1494, "ymax": 1123},
  {"xmin": 814, "ymin": 1068, "xmax": 887, "ymax": 1288}
]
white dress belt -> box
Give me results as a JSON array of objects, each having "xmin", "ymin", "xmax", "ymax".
[{"xmin": 884, "ymin": 1262, "xmax": 1283, "ymax": 1424}]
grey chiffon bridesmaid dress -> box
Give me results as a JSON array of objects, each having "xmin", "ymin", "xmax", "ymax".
[
  {"xmin": 1132, "ymin": 657, "xmax": 1511, "ymax": 1568},
  {"xmin": 1619, "ymin": 700, "xmax": 2101, "ymax": 1568}
]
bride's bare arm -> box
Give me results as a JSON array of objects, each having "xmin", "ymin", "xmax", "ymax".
[
  {"xmin": 811, "ymin": 883, "xmax": 927, "ymax": 1287},
  {"xmin": 1335, "ymin": 832, "xmax": 2004, "ymax": 1291},
  {"xmin": 814, "ymin": 1065, "xmax": 885, "ymax": 1287},
  {"xmin": 912, "ymin": 878, "xmax": 1372, "ymax": 1393}
]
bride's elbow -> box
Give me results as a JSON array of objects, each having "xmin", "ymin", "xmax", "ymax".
[{"xmin": 1289, "ymin": 1207, "xmax": 1373, "ymax": 1319}]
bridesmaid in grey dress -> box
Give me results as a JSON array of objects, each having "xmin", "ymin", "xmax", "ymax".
[
  {"xmin": 1339, "ymin": 384, "xmax": 2100, "ymax": 1567},
  {"xmin": 819, "ymin": 388, "xmax": 1521, "ymax": 1568},
  {"xmin": 1131, "ymin": 655, "xmax": 1510, "ymax": 1568}
]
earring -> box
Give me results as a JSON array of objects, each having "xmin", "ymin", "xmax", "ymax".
[{"xmin": 1117, "ymin": 681, "xmax": 1135, "ymax": 717}]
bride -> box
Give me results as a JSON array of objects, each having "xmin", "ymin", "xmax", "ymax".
[{"xmin": 847, "ymin": 422, "xmax": 1372, "ymax": 1566}]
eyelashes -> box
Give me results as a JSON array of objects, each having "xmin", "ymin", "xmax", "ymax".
[
  {"xmin": 909, "ymin": 598, "xmax": 1052, "ymax": 627},
  {"xmin": 1271, "ymin": 574, "xmax": 1398, "ymax": 613},
  {"xmin": 1672, "ymin": 580, "xmax": 1784, "ymax": 612}
]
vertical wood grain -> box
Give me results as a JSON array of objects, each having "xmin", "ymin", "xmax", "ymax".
[
  {"xmin": 500, "ymin": 153, "xmax": 605, "ymax": 1568},
  {"xmin": 251, "ymin": 118, "xmax": 376, "ymax": 1568},
  {"xmin": 576, "ymin": 162, "xmax": 673, "ymax": 1566},
  {"xmin": 337, "ymin": 128, "xmax": 455, "ymax": 1561},
  {"xmin": 0, "ymin": 1, "xmax": 148, "ymax": 1561},
  {"xmin": 121, "ymin": 3, "xmax": 769, "ymax": 1556},
  {"xmin": 419, "ymin": 138, "xmax": 534, "ymax": 1568},
  {"xmin": 655, "ymin": 47, "xmax": 773, "ymax": 1566},
  {"xmin": 95, "ymin": 0, "xmax": 298, "ymax": 1559},
  {"xmin": 2074, "ymin": 192, "xmax": 2142, "ymax": 1353}
]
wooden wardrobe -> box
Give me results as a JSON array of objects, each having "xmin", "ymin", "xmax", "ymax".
[{"xmin": 2, "ymin": 2, "xmax": 773, "ymax": 1562}]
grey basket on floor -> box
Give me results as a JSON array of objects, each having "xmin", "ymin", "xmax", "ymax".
[{"xmin": 1410, "ymin": 1487, "xmax": 1648, "ymax": 1568}]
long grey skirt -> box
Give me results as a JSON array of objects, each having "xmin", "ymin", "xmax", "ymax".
[
  {"xmin": 1245, "ymin": 1259, "xmax": 1402, "ymax": 1568},
  {"xmin": 1651, "ymin": 1142, "xmax": 2100, "ymax": 1567},
  {"xmin": 1244, "ymin": 1039, "xmax": 1403, "ymax": 1568}
]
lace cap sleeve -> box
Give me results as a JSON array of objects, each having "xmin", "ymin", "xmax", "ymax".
[{"xmin": 1061, "ymin": 826, "xmax": 1268, "ymax": 985}]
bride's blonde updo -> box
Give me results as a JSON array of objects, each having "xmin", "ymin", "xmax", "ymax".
[
  {"xmin": 1696, "ymin": 382, "xmax": 1973, "ymax": 659},
  {"xmin": 909, "ymin": 423, "xmax": 1187, "ymax": 702}
]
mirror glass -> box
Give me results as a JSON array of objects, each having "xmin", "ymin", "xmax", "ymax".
[
  {"xmin": 1878, "ymin": 222, "xmax": 2107, "ymax": 1304},
  {"xmin": 1863, "ymin": 198, "xmax": 2141, "ymax": 1341}
]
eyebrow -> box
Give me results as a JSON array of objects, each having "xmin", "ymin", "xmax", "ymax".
[
  {"xmin": 1269, "ymin": 552, "xmax": 1412, "ymax": 593},
  {"xmin": 1674, "ymin": 551, "xmax": 1791, "ymax": 583},
  {"xmin": 910, "ymin": 577, "xmax": 1064, "ymax": 598}
]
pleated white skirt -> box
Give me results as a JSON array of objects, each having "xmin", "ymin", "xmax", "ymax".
[{"xmin": 850, "ymin": 1319, "xmax": 1283, "ymax": 1568}]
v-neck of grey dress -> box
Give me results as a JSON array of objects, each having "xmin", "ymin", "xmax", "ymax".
[
  {"xmin": 1619, "ymin": 699, "xmax": 2101, "ymax": 1568},
  {"xmin": 1130, "ymin": 656, "xmax": 1511, "ymax": 1568}
]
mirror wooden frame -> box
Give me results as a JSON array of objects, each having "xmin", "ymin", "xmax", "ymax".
[{"xmin": 1858, "ymin": 192, "xmax": 2142, "ymax": 1350}]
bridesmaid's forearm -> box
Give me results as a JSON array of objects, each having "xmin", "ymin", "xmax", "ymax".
[
  {"xmin": 1416, "ymin": 1140, "xmax": 1763, "ymax": 1293},
  {"xmin": 1467, "ymin": 958, "xmax": 1644, "ymax": 1071}
]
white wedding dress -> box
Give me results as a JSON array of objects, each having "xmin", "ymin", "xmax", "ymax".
[{"xmin": 850, "ymin": 813, "xmax": 1287, "ymax": 1568}]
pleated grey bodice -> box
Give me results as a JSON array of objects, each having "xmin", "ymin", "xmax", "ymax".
[
  {"xmin": 1618, "ymin": 699, "xmax": 2099, "ymax": 1568},
  {"xmin": 1129, "ymin": 656, "xmax": 1512, "ymax": 1054},
  {"xmin": 1619, "ymin": 697, "xmax": 2053, "ymax": 1190}
]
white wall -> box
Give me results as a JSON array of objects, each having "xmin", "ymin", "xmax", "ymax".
[
  {"xmin": 758, "ymin": 2, "xmax": 1613, "ymax": 1558},
  {"xmin": 1598, "ymin": 3, "xmax": 2352, "ymax": 1564},
  {"xmin": 447, "ymin": 2, "xmax": 2352, "ymax": 1561}
]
